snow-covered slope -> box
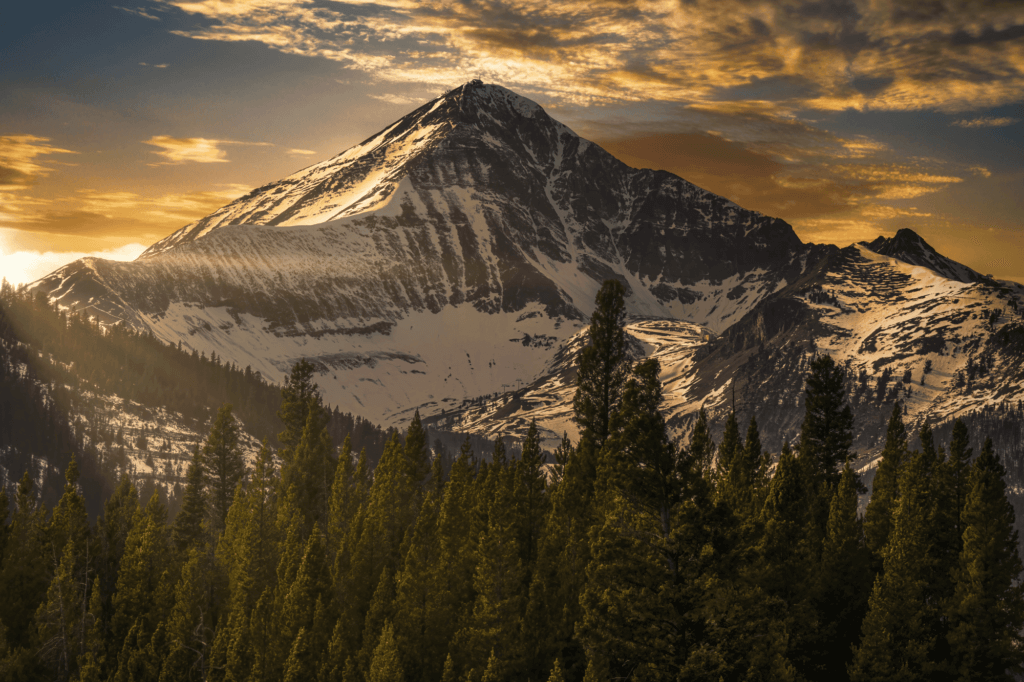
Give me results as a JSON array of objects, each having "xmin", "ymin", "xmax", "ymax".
[{"xmin": 30, "ymin": 80, "xmax": 812, "ymax": 428}]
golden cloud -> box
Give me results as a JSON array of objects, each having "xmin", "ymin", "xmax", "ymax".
[
  {"xmin": 144, "ymin": 136, "xmax": 272, "ymax": 165},
  {"xmin": 0, "ymin": 135, "xmax": 77, "ymax": 189},
  {"xmin": 952, "ymin": 116, "xmax": 1020, "ymax": 128},
  {"xmin": 155, "ymin": 0, "xmax": 1024, "ymax": 113}
]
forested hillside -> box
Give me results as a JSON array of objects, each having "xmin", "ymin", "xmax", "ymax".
[
  {"xmin": 1, "ymin": 280, "xmax": 1021, "ymax": 681},
  {"xmin": 0, "ymin": 280, "xmax": 392, "ymax": 513}
]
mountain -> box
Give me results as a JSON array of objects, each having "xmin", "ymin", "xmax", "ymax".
[
  {"xmin": 862, "ymin": 228, "xmax": 984, "ymax": 284},
  {"xmin": 30, "ymin": 80, "xmax": 813, "ymax": 430},
  {"xmin": 27, "ymin": 80, "xmax": 1024, "ymax": 459}
]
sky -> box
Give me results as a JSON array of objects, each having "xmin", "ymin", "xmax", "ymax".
[{"xmin": 1, "ymin": 0, "xmax": 1022, "ymax": 285}]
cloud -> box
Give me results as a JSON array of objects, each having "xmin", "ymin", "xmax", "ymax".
[
  {"xmin": 286, "ymin": 148, "xmax": 318, "ymax": 156},
  {"xmin": 0, "ymin": 135, "xmax": 76, "ymax": 189},
  {"xmin": 139, "ymin": 62, "xmax": 170, "ymax": 68},
  {"xmin": 144, "ymin": 136, "xmax": 271, "ymax": 165},
  {"xmin": 0, "ymin": 243, "xmax": 148, "ymax": 287},
  {"xmin": 154, "ymin": 0, "xmax": 1024, "ymax": 113},
  {"xmin": 0, "ymin": 185, "xmax": 252, "ymax": 237},
  {"xmin": 115, "ymin": 6, "xmax": 161, "ymax": 21},
  {"xmin": 951, "ymin": 116, "xmax": 1020, "ymax": 128}
]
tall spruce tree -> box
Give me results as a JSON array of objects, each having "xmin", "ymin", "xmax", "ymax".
[
  {"xmin": 850, "ymin": 447, "xmax": 949, "ymax": 682},
  {"xmin": 202, "ymin": 404, "xmax": 245, "ymax": 533},
  {"xmin": 864, "ymin": 402, "xmax": 909, "ymax": 558},
  {"xmin": 798, "ymin": 354, "xmax": 854, "ymax": 484},
  {"xmin": 0, "ymin": 470, "xmax": 50, "ymax": 650},
  {"xmin": 948, "ymin": 437, "xmax": 1024, "ymax": 680},
  {"xmin": 580, "ymin": 359, "xmax": 703, "ymax": 679},
  {"xmin": 573, "ymin": 278, "xmax": 629, "ymax": 475},
  {"xmin": 948, "ymin": 418, "xmax": 973, "ymax": 549},
  {"xmin": 173, "ymin": 447, "xmax": 207, "ymax": 554}
]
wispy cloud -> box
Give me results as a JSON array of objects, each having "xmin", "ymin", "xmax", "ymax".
[
  {"xmin": 114, "ymin": 6, "xmax": 161, "ymax": 21},
  {"xmin": 0, "ymin": 135, "xmax": 77, "ymax": 189},
  {"xmin": 144, "ymin": 136, "xmax": 271, "ymax": 165},
  {"xmin": 286, "ymin": 148, "xmax": 318, "ymax": 156},
  {"xmin": 155, "ymin": 0, "xmax": 1024, "ymax": 113},
  {"xmin": 951, "ymin": 116, "xmax": 1020, "ymax": 128},
  {"xmin": 139, "ymin": 62, "xmax": 170, "ymax": 68}
]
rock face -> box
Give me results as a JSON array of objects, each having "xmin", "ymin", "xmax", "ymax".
[
  {"xmin": 30, "ymin": 80, "xmax": 810, "ymax": 427},
  {"xmin": 30, "ymin": 81, "xmax": 1024, "ymax": 454}
]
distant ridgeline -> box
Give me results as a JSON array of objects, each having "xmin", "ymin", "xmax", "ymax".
[
  {"xmin": 0, "ymin": 281, "xmax": 393, "ymax": 514},
  {"xmin": 1, "ymin": 280, "xmax": 1022, "ymax": 680}
]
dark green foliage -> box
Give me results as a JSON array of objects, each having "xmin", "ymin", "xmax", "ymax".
[
  {"xmin": 4, "ymin": 282, "xmax": 1024, "ymax": 682},
  {"xmin": 798, "ymin": 354, "xmax": 854, "ymax": 483},
  {"xmin": 573, "ymin": 279, "xmax": 629, "ymax": 455},
  {"xmin": 864, "ymin": 402, "xmax": 910, "ymax": 557},
  {"xmin": 173, "ymin": 448, "xmax": 207, "ymax": 553},
  {"xmin": 203, "ymin": 404, "xmax": 246, "ymax": 533},
  {"xmin": 948, "ymin": 437, "xmax": 1024, "ymax": 680}
]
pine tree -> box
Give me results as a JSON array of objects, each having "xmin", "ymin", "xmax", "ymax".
[
  {"xmin": 0, "ymin": 470, "xmax": 50, "ymax": 650},
  {"xmin": 49, "ymin": 454, "xmax": 90, "ymax": 562},
  {"xmin": 850, "ymin": 447, "xmax": 948, "ymax": 682},
  {"xmin": 457, "ymin": 461, "xmax": 525, "ymax": 680},
  {"xmin": 405, "ymin": 410, "xmax": 431, "ymax": 490},
  {"xmin": 689, "ymin": 407, "xmax": 715, "ymax": 474},
  {"xmin": 173, "ymin": 447, "xmax": 207, "ymax": 554},
  {"xmin": 798, "ymin": 354, "xmax": 854, "ymax": 484},
  {"xmin": 547, "ymin": 658, "xmax": 566, "ymax": 682},
  {"xmin": 810, "ymin": 461, "xmax": 871, "ymax": 680},
  {"xmin": 368, "ymin": 621, "xmax": 403, "ymax": 682},
  {"xmin": 35, "ymin": 541, "xmax": 88, "ymax": 681},
  {"xmin": 580, "ymin": 359, "xmax": 711, "ymax": 679},
  {"xmin": 573, "ymin": 279, "xmax": 629, "ymax": 475},
  {"xmin": 392, "ymin": 459, "xmax": 446, "ymax": 682},
  {"xmin": 278, "ymin": 359, "xmax": 324, "ymax": 450},
  {"xmin": 109, "ymin": 493, "xmax": 174, "ymax": 660},
  {"xmin": 716, "ymin": 408, "xmax": 742, "ymax": 481},
  {"xmin": 719, "ymin": 414, "xmax": 768, "ymax": 520},
  {"xmin": 515, "ymin": 419, "xmax": 547, "ymax": 571},
  {"xmin": 203, "ymin": 404, "xmax": 246, "ymax": 533},
  {"xmin": 756, "ymin": 441, "xmax": 817, "ymax": 675},
  {"xmin": 164, "ymin": 549, "xmax": 215, "ymax": 681},
  {"xmin": 281, "ymin": 397, "xmax": 335, "ymax": 534},
  {"xmin": 864, "ymin": 402, "xmax": 909, "ymax": 557},
  {"xmin": 947, "ymin": 437, "xmax": 1024, "ymax": 680},
  {"xmin": 948, "ymin": 418, "xmax": 973, "ymax": 548}
]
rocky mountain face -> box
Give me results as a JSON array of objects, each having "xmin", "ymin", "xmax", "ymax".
[
  {"xmin": 30, "ymin": 80, "xmax": 810, "ymax": 429},
  {"xmin": 29, "ymin": 81, "xmax": 1024, "ymax": 456}
]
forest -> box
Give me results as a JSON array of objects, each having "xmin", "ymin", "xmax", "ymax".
[
  {"xmin": 0, "ymin": 280, "xmax": 392, "ymax": 515},
  {"xmin": 0, "ymin": 279, "xmax": 1022, "ymax": 681}
]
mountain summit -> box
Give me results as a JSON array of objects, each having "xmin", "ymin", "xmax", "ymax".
[{"xmin": 29, "ymin": 82, "xmax": 1023, "ymax": 447}]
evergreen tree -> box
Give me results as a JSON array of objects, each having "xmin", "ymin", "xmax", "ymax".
[
  {"xmin": 580, "ymin": 359, "xmax": 711, "ymax": 679},
  {"xmin": 798, "ymin": 354, "xmax": 854, "ymax": 484},
  {"xmin": 573, "ymin": 279, "xmax": 629, "ymax": 476},
  {"xmin": 719, "ymin": 414, "xmax": 768, "ymax": 520},
  {"xmin": 282, "ymin": 397, "xmax": 335, "ymax": 534},
  {"xmin": 756, "ymin": 441, "xmax": 817, "ymax": 675},
  {"xmin": 948, "ymin": 437, "xmax": 1024, "ymax": 680},
  {"xmin": 35, "ymin": 541, "xmax": 88, "ymax": 681},
  {"xmin": 164, "ymin": 549, "xmax": 216, "ymax": 681},
  {"xmin": 278, "ymin": 359, "xmax": 324, "ymax": 449},
  {"xmin": 368, "ymin": 621, "xmax": 403, "ymax": 682},
  {"xmin": 689, "ymin": 407, "xmax": 715, "ymax": 474},
  {"xmin": 203, "ymin": 404, "xmax": 245, "ymax": 533},
  {"xmin": 49, "ymin": 454, "xmax": 90, "ymax": 562},
  {"xmin": 948, "ymin": 418, "xmax": 973, "ymax": 548},
  {"xmin": 864, "ymin": 402, "xmax": 909, "ymax": 558},
  {"xmin": 850, "ymin": 447, "xmax": 949, "ymax": 682},
  {"xmin": 810, "ymin": 461, "xmax": 872, "ymax": 680},
  {"xmin": 109, "ymin": 493, "xmax": 174, "ymax": 661},
  {"xmin": 405, "ymin": 410, "xmax": 431, "ymax": 490},
  {"xmin": 173, "ymin": 447, "xmax": 207, "ymax": 554},
  {"xmin": 0, "ymin": 470, "xmax": 50, "ymax": 650}
]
